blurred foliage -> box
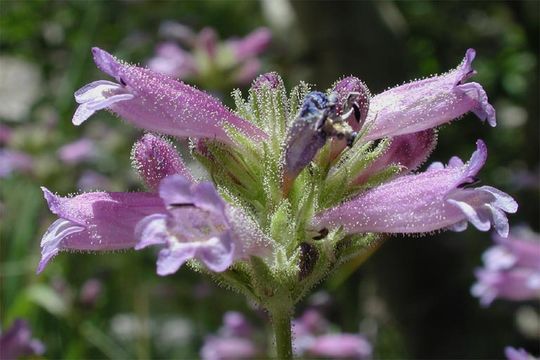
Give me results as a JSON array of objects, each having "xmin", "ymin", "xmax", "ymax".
[{"xmin": 1, "ymin": 1, "xmax": 538, "ymax": 359}]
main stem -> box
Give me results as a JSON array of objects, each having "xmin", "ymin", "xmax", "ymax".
[{"xmin": 270, "ymin": 307, "xmax": 293, "ymax": 359}]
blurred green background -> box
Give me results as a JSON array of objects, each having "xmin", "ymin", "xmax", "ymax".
[{"xmin": 1, "ymin": 1, "xmax": 538, "ymax": 359}]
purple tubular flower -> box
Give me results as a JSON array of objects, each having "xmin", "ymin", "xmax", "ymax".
[
  {"xmin": 505, "ymin": 347, "xmax": 535, "ymax": 360},
  {"xmin": 222, "ymin": 312, "xmax": 253, "ymax": 338},
  {"xmin": 307, "ymin": 334, "xmax": 372, "ymax": 359},
  {"xmin": 472, "ymin": 267, "xmax": 540, "ymax": 306},
  {"xmin": 135, "ymin": 175, "xmax": 271, "ymax": 275},
  {"xmin": 491, "ymin": 229, "xmax": 540, "ymax": 270},
  {"xmin": 352, "ymin": 129, "xmax": 437, "ymax": 185},
  {"xmin": 471, "ymin": 228, "xmax": 540, "ymax": 306},
  {"xmin": 0, "ymin": 319, "xmax": 45, "ymax": 360},
  {"xmin": 363, "ymin": 49, "xmax": 496, "ymax": 141},
  {"xmin": 200, "ymin": 336, "xmax": 258, "ymax": 360},
  {"xmin": 314, "ymin": 140, "xmax": 517, "ymax": 237},
  {"xmin": 147, "ymin": 42, "xmax": 197, "ymax": 79},
  {"xmin": 57, "ymin": 138, "xmax": 96, "ymax": 165},
  {"xmin": 72, "ymin": 48, "xmax": 265, "ymax": 143},
  {"xmin": 0, "ymin": 149, "xmax": 33, "ymax": 178},
  {"xmin": 228, "ymin": 27, "xmax": 272, "ymax": 61},
  {"xmin": 37, "ymin": 188, "xmax": 165, "ymax": 273},
  {"xmin": 131, "ymin": 133, "xmax": 193, "ymax": 191}
]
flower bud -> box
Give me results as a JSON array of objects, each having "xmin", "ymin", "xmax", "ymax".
[
  {"xmin": 251, "ymin": 72, "xmax": 283, "ymax": 91},
  {"xmin": 131, "ymin": 133, "xmax": 193, "ymax": 191},
  {"xmin": 332, "ymin": 76, "xmax": 371, "ymax": 131}
]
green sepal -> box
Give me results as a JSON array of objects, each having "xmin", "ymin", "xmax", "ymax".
[{"xmin": 268, "ymin": 200, "xmax": 295, "ymax": 246}]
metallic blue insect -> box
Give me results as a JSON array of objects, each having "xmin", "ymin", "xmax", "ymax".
[{"xmin": 282, "ymin": 90, "xmax": 365, "ymax": 192}]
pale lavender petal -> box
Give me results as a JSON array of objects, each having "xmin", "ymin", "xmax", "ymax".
[
  {"xmin": 448, "ymin": 156, "xmax": 465, "ymax": 168},
  {"xmin": 364, "ymin": 49, "xmax": 496, "ymax": 141},
  {"xmin": 482, "ymin": 245, "xmax": 517, "ymax": 271},
  {"xmin": 159, "ymin": 175, "xmax": 225, "ymax": 214},
  {"xmin": 196, "ymin": 235, "xmax": 234, "ymax": 272},
  {"xmin": 352, "ymin": 129, "xmax": 437, "ymax": 185},
  {"xmin": 493, "ymin": 229, "xmax": 540, "ymax": 270},
  {"xmin": 74, "ymin": 80, "xmax": 120, "ymax": 103},
  {"xmin": 38, "ymin": 188, "xmax": 165, "ymax": 273},
  {"xmin": 228, "ymin": 27, "xmax": 271, "ymax": 61},
  {"xmin": 156, "ymin": 244, "xmax": 197, "ymax": 276},
  {"xmin": 307, "ymin": 334, "xmax": 372, "ymax": 359},
  {"xmin": 505, "ymin": 347, "xmax": 534, "ymax": 360},
  {"xmin": 472, "ymin": 268, "xmax": 540, "ymax": 306},
  {"xmin": 75, "ymin": 47, "xmax": 266, "ymax": 143},
  {"xmin": 72, "ymin": 79, "xmax": 133, "ymax": 125},
  {"xmin": 447, "ymin": 198, "xmax": 492, "ymax": 232},
  {"xmin": 427, "ymin": 161, "xmax": 445, "ymax": 171},
  {"xmin": 134, "ymin": 214, "xmax": 168, "ymax": 250},
  {"xmin": 38, "ymin": 219, "xmax": 85, "ymax": 273},
  {"xmin": 479, "ymin": 186, "xmax": 519, "ymax": 213},
  {"xmin": 159, "ymin": 174, "xmax": 193, "ymax": 207},
  {"xmin": 131, "ymin": 134, "xmax": 193, "ymax": 191}
]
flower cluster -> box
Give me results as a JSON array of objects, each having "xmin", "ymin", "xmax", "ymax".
[
  {"xmin": 471, "ymin": 227, "xmax": 540, "ymax": 306},
  {"xmin": 200, "ymin": 310, "xmax": 371, "ymax": 360},
  {"xmin": 38, "ymin": 47, "xmax": 517, "ymax": 356},
  {"xmin": 148, "ymin": 22, "xmax": 271, "ymax": 87}
]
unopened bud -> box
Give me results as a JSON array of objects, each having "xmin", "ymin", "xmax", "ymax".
[
  {"xmin": 333, "ymin": 76, "xmax": 370, "ymax": 131},
  {"xmin": 131, "ymin": 133, "xmax": 193, "ymax": 191},
  {"xmin": 251, "ymin": 72, "xmax": 283, "ymax": 91},
  {"xmin": 352, "ymin": 129, "xmax": 437, "ymax": 185}
]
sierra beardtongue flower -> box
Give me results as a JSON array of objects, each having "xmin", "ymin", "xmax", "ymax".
[
  {"xmin": 37, "ymin": 188, "xmax": 165, "ymax": 273},
  {"xmin": 471, "ymin": 227, "xmax": 540, "ymax": 306},
  {"xmin": 363, "ymin": 49, "xmax": 496, "ymax": 141},
  {"xmin": 135, "ymin": 175, "xmax": 272, "ymax": 275},
  {"xmin": 73, "ymin": 48, "xmax": 265, "ymax": 143},
  {"xmin": 314, "ymin": 140, "xmax": 517, "ymax": 236}
]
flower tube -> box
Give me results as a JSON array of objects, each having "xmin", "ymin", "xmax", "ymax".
[
  {"xmin": 73, "ymin": 48, "xmax": 265, "ymax": 143},
  {"xmin": 314, "ymin": 140, "xmax": 517, "ymax": 237}
]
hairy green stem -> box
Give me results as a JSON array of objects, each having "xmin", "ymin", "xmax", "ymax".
[{"xmin": 270, "ymin": 307, "xmax": 293, "ymax": 359}]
